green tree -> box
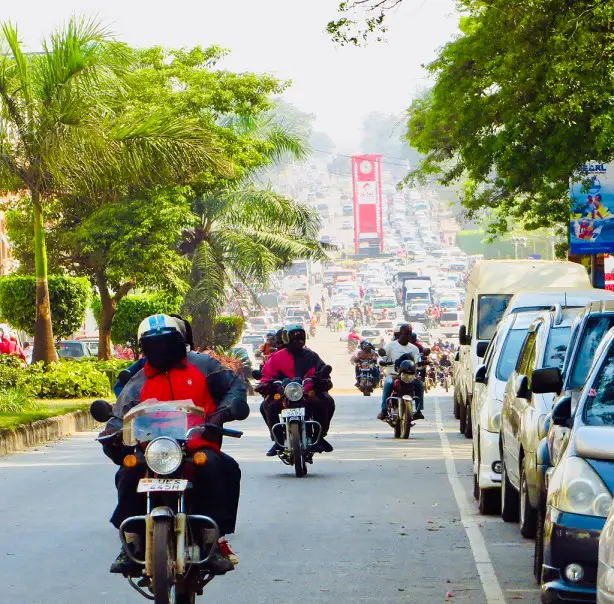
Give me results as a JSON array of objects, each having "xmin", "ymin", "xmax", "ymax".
[
  {"xmin": 181, "ymin": 187, "xmax": 329, "ymax": 347},
  {"xmin": 92, "ymin": 292, "xmax": 182, "ymax": 353},
  {"xmin": 405, "ymin": 0, "xmax": 614, "ymax": 235},
  {"xmin": 0, "ymin": 19, "xmax": 225, "ymax": 362},
  {"xmin": 0, "ymin": 275, "xmax": 90, "ymax": 339}
]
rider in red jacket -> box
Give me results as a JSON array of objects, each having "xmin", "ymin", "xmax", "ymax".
[{"xmin": 101, "ymin": 315, "xmax": 248, "ymax": 576}]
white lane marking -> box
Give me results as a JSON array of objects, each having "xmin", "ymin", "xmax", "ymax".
[{"xmin": 435, "ymin": 397, "xmax": 506, "ymax": 603}]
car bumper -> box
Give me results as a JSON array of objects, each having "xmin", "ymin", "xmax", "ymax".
[
  {"xmin": 541, "ymin": 507, "xmax": 604, "ymax": 602},
  {"xmin": 478, "ymin": 428, "xmax": 502, "ymax": 489}
]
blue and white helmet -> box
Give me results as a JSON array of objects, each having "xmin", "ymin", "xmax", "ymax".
[{"xmin": 137, "ymin": 314, "xmax": 186, "ymax": 344}]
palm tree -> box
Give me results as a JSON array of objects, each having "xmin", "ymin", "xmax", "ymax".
[
  {"xmin": 0, "ymin": 18, "xmax": 227, "ymax": 361},
  {"xmin": 181, "ymin": 186, "xmax": 330, "ymax": 347}
]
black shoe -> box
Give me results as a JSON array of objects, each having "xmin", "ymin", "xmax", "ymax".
[
  {"xmin": 413, "ymin": 411, "xmax": 424, "ymax": 420},
  {"xmin": 266, "ymin": 443, "xmax": 283, "ymax": 457},
  {"xmin": 110, "ymin": 548, "xmax": 140, "ymax": 575},
  {"xmin": 205, "ymin": 548, "xmax": 235, "ymax": 575},
  {"xmin": 319, "ymin": 438, "xmax": 334, "ymax": 453},
  {"xmin": 377, "ymin": 410, "xmax": 387, "ymax": 421}
]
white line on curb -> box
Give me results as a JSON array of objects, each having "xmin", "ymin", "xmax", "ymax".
[{"xmin": 435, "ymin": 397, "xmax": 507, "ymax": 603}]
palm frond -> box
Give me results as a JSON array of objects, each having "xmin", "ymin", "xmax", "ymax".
[{"xmin": 190, "ymin": 239, "xmax": 228, "ymax": 312}]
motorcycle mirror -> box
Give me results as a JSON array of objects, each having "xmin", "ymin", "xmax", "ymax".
[
  {"xmin": 378, "ymin": 348, "xmax": 387, "ymax": 357},
  {"xmin": 90, "ymin": 399, "xmax": 114, "ymax": 423},
  {"xmin": 117, "ymin": 370, "xmax": 132, "ymax": 386},
  {"xmin": 252, "ymin": 369, "xmax": 263, "ymax": 380}
]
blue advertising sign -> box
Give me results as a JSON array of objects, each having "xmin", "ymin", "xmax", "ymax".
[{"xmin": 570, "ymin": 162, "xmax": 614, "ymax": 254}]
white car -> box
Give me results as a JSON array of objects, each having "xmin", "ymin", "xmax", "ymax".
[{"xmin": 470, "ymin": 311, "xmax": 542, "ymax": 513}]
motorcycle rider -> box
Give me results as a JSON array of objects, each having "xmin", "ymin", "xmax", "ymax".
[
  {"xmin": 260, "ymin": 331, "xmax": 277, "ymax": 358},
  {"xmin": 257, "ymin": 324, "xmax": 335, "ymax": 456},
  {"xmin": 378, "ymin": 324, "xmax": 424, "ymax": 421},
  {"xmin": 350, "ymin": 340, "xmax": 380, "ymax": 387},
  {"xmin": 101, "ymin": 314, "xmax": 249, "ymax": 576}
]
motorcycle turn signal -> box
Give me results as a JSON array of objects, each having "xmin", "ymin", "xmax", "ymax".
[{"xmin": 123, "ymin": 454, "xmax": 138, "ymax": 468}]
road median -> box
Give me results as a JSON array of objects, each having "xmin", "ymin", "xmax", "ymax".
[{"xmin": 0, "ymin": 409, "xmax": 103, "ymax": 457}]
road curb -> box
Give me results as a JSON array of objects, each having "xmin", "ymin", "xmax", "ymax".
[{"xmin": 0, "ymin": 410, "xmax": 103, "ymax": 457}]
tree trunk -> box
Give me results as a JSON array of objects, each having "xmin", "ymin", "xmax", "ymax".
[
  {"xmin": 32, "ymin": 191, "xmax": 58, "ymax": 363},
  {"xmin": 96, "ymin": 272, "xmax": 116, "ymax": 361},
  {"xmin": 191, "ymin": 302, "xmax": 215, "ymax": 350}
]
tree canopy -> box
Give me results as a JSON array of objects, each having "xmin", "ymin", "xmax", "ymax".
[{"xmin": 405, "ymin": 0, "xmax": 614, "ymax": 235}]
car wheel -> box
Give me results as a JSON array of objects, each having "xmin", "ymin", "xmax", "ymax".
[
  {"xmin": 519, "ymin": 462, "xmax": 537, "ymax": 538},
  {"xmin": 501, "ymin": 459, "xmax": 519, "ymax": 522},
  {"xmin": 533, "ymin": 503, "xmax": 545, "ymax": 583},
  {"xmin": 453, "ymin": 388, "xmax": 460, "ymax": 419},
  {"xmin": 464, "ymin": 402, "xmax": 473, "ymax": 439}
]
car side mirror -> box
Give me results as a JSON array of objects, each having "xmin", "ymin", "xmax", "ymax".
[
  {"xmin": 531, "ymin": 367, "xmax": 563, "ymax": 395},
  {"xmin": 459, "ymin": 325, "xmax": 471, "ymax": 346},
  {"xmin": 90, "ymin": 399, "xmax": 114, "ymax": 423},
  {"xmin": 516, "ymin": 375, "xmax": 531, "ymax": 400},
  {"xmin": 475, "ymin": 364, "xmax": 487, "ymax": 384},
  {"xmin": 476, "ymin": 341, "xmax": 488, "ymax": 359},
  {"xmin": 551, "ymin": 395, "xmax": 572, "ymax": 427}
]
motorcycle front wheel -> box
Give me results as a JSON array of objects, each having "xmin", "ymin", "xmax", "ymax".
[
  {"xmin": 401, "ymin": 401, "xmax": 412, "ymax": 439},
  {"xmin": 153, "ymin": 518, "xmax": 175, "ymax": 604},
  {"xmin": 290, "ymin": 423, "xmax": 306, "ymax": 477}
]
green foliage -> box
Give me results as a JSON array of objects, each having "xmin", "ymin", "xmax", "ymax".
[
  {"xmin": 326, "ymin": 1, "xmax": 394, "ymax": 45},
  {"xmin": 406, "ymin": 0, "xmax": 614, "ymax": 236},
  {"xmin": 0, "ymin": 355, "xmax": 23, "ymax": 390},
  {"xmin": 213, "ymin": 316, "xmax": 245, "ymax": 349},
  {"xmin": 93, "ymin": 293, "xmax": 182, "ymax": 349},
  {"xmin": 0, "ymin": 275, "xmax": 90, "ymax": 338},
  {"xmin": 0, "ymin": 389, "xmax": 38, "ymax": 413},
  {"xmin": 23, "ymin": 362, "xmax": 110, "ymax": 399}
]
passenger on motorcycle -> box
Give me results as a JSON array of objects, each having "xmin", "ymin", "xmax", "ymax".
[
  {"xmin": 260, "ymin": 331, "xmax": 277, "ymax": 358},
  {"xmin": 378, "ymin": 324, "xmax": 424, "ymax": 421},
  {"xmin": 101, "ymin": 314, "xmax": 249, "ymax": 576},
  {"xmin": 439, "ymin": 353, "xmax": 452, "ymax": 369},
  {"xmin": 350, "ymin": 340, "xmax": 380, "ymax": 386},
  {"xmin": 257, "ymin": 324, "xmax": 335, "ymax": 456}
]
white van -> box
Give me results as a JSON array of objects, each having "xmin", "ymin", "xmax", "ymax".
[{"xmin": 455, "ymin": 260, "xmax": 591, "ymax": 437}]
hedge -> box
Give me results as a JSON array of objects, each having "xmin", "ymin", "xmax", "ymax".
[
  {"xmin": 0, "ymin": 274, "xmax": 90, "ymax": 339},
  {"xmin": 213, "ymin": 316, "xmax": 245, "ymax": 349}
]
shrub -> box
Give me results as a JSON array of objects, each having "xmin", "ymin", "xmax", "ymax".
[
  {"xmin": 23, "ymin": 361, "xmax": 111, "ymax": 399},
  {"xmin": 0, "ymin": 275, "xmax": 90, "ymax": 338},
  {"xmin": 204, "ymin": 349, "xmax": 243, "ymax": 374},
  {"xmin": 0, "ymin": 389, "xmax": 37, "ymax": 413},
  {"xmin": 0, "ymin": 354, "xmax": 23, "ymax": 389},
  {"xmin": 92, "ymin": 293, "xmax": 182, "ymax": 349},
  {"xmin": 213, "ymin": 316, "xmax": 245, "ymax": 349}
]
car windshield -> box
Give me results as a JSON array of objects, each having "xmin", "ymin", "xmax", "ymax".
[
  {"xmin": 496, "ymin": 329, "xmax": 528, "ymax": 381},
  {"xmin": 544, "ymin": 326, "xmax": 571, "ymax": 370},
  {"xmin": 477, "ymin": 294, "xmax": 513, "ymax": 340},
  {"xmin": 569, "ymin": 315, "xmax": 614, "ymax": 389},
  {"xmin": 242, "ymin": 336, "xmax": 263, "ymax": 344},
  {"xmin": 373, "ymin": 299, "xmax": 395, "ymax": 308},
  {"xmin": 584, "ymin": 344, "xmax": 614, "ymax": 425}
]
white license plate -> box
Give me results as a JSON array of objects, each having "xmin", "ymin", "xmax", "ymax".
[
  {"xmin": 281, "ymin": 408, "xmax": 305, "ymax": 418},
  {"xmin": 137, "ymin": 478, "xmax": 188, "ymax": 493}
]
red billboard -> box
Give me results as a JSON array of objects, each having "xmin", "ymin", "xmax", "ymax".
[{"xmin": 351, "ymin": 154, "xmax": 383, "ymax": 254}]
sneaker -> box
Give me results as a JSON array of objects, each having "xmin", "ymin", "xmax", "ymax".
[
  {"xmin": 266, "ymin": 443, "xmax": 283, "ymax": 457},
  {"xmin": 377, "ymin": 410, "xmax": 387, "ymax": 421},
  {"xmin": 413, "ymin": 411, "xmax": 424, "ymax": 420},
  {"xmin": 110, "ymin": 548, "xmax": 140, "ymax": 575},
  {"xmin": 205, "ymin": 546, "xmax": 235, "ymax": 575},
  {"xmin": 218, "ymin": 539, "xmax": 239, "ymax": 566},
  {"xmin": 319, "ymin": 438, "xmax": 334, "ymax": 453}
]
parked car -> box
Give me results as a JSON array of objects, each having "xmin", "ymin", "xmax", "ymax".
[
  {"xmin": 241, "ymin": 334, "xmax": 265, "ymax": 348},
  {"xmin": 57, "ymin": 340, "xmax": 92, "ymax": 359},
  {"xmin": 500, "ymin": 305, "xmax": 580, "ymax": 536},
  {"xmin": 440, "ymin": 311, "xmax": 462, "ymax": 337},
  {"xmin": 471, "ymin": 310, "xmax": 542, "ymax": 513},
  {"xmin": 537, "ymin": 328, "xmax": 614, "ymax": 602}
]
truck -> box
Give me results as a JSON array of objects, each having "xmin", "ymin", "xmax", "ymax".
[{"xmin": 403, "ymin": 281, "xmax": 432, "ymax": 317}]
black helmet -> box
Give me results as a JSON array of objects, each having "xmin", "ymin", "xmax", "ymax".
[
  {"xmin": 138, "ymin": 314, "xmax": 187, "ymax": 371},
  {"xmin": 360, "ymin": 340, "xmax": 372, "ymax": 350},
  {"xmin": 398, "ymin": 359, "xmax": 416, "ymax": 374}
]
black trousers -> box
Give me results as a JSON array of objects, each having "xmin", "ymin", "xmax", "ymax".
[
  {"xmin": 260, "ymin": 394, "xmax": 336, "ymax": 438},
  {"xmin": 110, "ymin": 449, "xmax": 241, "ymax": 536}
]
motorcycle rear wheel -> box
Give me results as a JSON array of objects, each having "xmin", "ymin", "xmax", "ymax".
[
  {"xmin": 290, "ymin": 423, "xmax": 306, "ymax": 477},
  {"xmin": 153, "ymin": 518, "xmax": 175, "ymax": 604}
]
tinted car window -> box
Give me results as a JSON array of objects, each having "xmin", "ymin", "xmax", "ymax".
[
  {"xmin": 569, "ymin": 315, "xmax": 614, "ymax": 389},
  {"xmin": 584, "ymin": 345, "xmax": 614, "ymax": 425},
  {"xmin": 496, "ymin": 328, "xmax": 527, "ymax": 381},
  {"xmin": 517, "ymin": 330, "xmax": 538, "ymax": 377},
  {"xmin": 478, "ymin": 294, "xmax": 513, "ymax": 340},
  {"xmin": 57, "ymin": 342, "xmax": 86, "ymax": 358},
  {"xmin": 543, "ymin": 327, "xmax": 571, "ymax": 370}
]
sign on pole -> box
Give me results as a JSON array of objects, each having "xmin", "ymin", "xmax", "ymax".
[
  {"xmin": 351, "ymin": 154, "xmax": 384, "ymax": 254},
  {"xmin": 570, "ymin": 162, "xmax": 614, "ymax": 254}
]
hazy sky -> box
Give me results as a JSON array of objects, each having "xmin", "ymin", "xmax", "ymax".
[{"xmin": 5, "ymin": 0, "xmax": 459, "ymax": 150}]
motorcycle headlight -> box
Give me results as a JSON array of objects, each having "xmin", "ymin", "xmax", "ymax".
[
  {"xmin": 284, "ymin": 382, "xmax": 304, "ymax": 402},
  {"xmin": 400, "ymin": 373, "xmax": 414, "ymax": 383},
  {"xmin": 551, "ymin": 456, "xmax": 612, "ymax": 517},
  {"xmin": 145, "ymin": 437, "xmax": 183, "ymax": 475}
]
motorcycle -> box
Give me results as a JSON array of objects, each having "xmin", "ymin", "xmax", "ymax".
[
  {"xmin": 438, "ymin": 366, "xmax": 452, "ymax": 392},
  {"xmin": 378, "ymin": 354, "xmax": 419, "ymax": 440},
  {"xmin": 90, "ymin": 399, "xmax": 243, "ymax": 604},
  {"xmin": 309, "ymin": 325, "xmax": 316, "ymax": 337},
  {"xmin": 347, "ymin": 338, "xmax": 359, "ymax": 354},
  {"xmin": 256, "ymin": 366, "xmax": 332, "ymax": 478},
  {"xmin": 356, "ymin": 360, "xmax": 377, "ymax": 396}
]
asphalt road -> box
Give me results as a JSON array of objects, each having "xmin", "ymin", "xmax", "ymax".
[{"xmin": 0, "ymin": 329, "xmax": 541, "ymax": 603}]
